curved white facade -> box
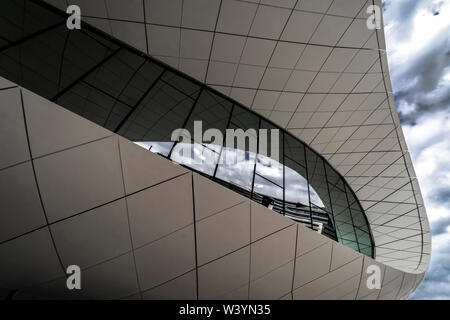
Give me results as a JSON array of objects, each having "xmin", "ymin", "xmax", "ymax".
[
  {"xmin": 43, "ymin": 0, "xmax": 430, "ymax": 273},
  {"xmin": 0, "ymin": 0, "xmax": 430, "ymax": 299},
  {"xmin": 0, "ymin": 82, "xmax": 424, "ymax": 299}
]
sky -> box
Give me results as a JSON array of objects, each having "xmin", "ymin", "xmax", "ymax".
[{"xmin": 382, "ymin": 0, "xmax": 450, "ymax": 299}]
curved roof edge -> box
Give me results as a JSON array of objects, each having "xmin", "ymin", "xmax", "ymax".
[
  {"xmin": 0, "ymin": 79, "xmax": 426, "ymax": 298},
  {"xmin": 40, "ymin": 0, "xmax": 431, "ymax": 274}
]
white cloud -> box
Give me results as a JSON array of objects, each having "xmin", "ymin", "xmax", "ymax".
[{"xmin": 384, "ymin": 0, "xmax": 450, "ymax": 299}]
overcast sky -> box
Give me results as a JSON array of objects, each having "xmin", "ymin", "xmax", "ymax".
[{"xmin": 382, "ymin": 0, "xmax": 450, "ymax": 299}]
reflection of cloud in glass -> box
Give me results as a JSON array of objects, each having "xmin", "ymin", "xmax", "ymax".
[
  {"xmin": 254, "ymin": 175, "xmax": 283, "ymax": 199},
  {"xmin": 135, "ymin": 141, "xmax": 324, "ymax": 208},
  {"xmin": 135, "ymin": 141, "xmax": 173, "ymax": 156},
  {"xmin": 216, "ymin": 148, "xmax": 256, "ymax": 191},
  {"xmin": 284, "ymin": 165, "xmax": 309, "ymax": 205},
  {"xmin": 256, "ymin": 154, "xmax": 283, "ymax": 186},
  {"xmin": 171, "ymin": 142, "xmax": 218, "ymax": 176}
]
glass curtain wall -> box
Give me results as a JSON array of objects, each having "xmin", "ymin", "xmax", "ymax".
[{"xmin": 0, "ymin": 0, "xmax": 373, "ymax": 257}]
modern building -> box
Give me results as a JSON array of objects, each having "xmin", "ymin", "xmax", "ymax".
[{"xmin": 0, "ymin": 0, "xmax": 430, "ymax": 299}]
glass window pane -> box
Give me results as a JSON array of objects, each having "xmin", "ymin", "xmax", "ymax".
[
  {"xmin": 0, "ymin": 1, "xmax": 63, "ymax": 43},
  {"xmin": 185, "ymin": 89, "xmax": 232, "ymax": 147},
  {"xmin": 56, "ymin": 81, "xmax": 132, "ymax": 131},
  {"xmin": 253, "ymin": 174, "xmax": 283, "ymax": 203},
  {"xmin": 171, "ymin": 141, "xmax": 219, "ymax": 176},
  {"xmin": 119, "ymin": 79, "xmax": 199, "ymax": 141},
  {"xmin": 284, "ymin": 157, "xmax": 309, "ymax": 205},
  {"xmin": 117, "ymin": 60, "xmax": 164, "ymax": 106},
  {"xmin": 161, "ymin": 71, "xmax": 201, "ymax": 98},
  {"xmin": 135, "ymin": 141, "xmax": 174, "ymax": 157},
  {"xmin": 60, "ymin": 29, "xmax": 119, "ymax": 89},
  {"xmin": 255, "ymin": 154, "xmax": 283, "ymax": 190},
  {"xmin": 284, "ymin": 133, "xmax": 306, "ymax": 166},
  {"xmin": 0, "ymin": 26, "xmax": 67, "ymax": 99},
  {"xmin": 306, "ymin": 148, "xmax": 329, "ymax": 209},
  {"xmin": 255, "ymin": 120, "xmax": 283, "ymax": 187},
  {"xmin": 215, "ymin": 105, "xmax": 259, "ymax": 191},
  {"xmin": 171, "ymin": 89, "xmax": 232, "ymax": 176},
  {"xmin": 83, "ymin": 50, "xmax": 150, "ymax": 106},
  {"xmin": 259, "ymin": 120, "xmax": 283, "ymax": 164},
  {"xmin": 215, "ymin": 147, "xmax": 256, "ymax": 191}
]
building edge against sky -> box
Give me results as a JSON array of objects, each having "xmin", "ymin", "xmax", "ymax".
[
  {"xmin": 0, "ymin": 0, "xmax": 430, "ymax": 299},
  {"xmin": 39, "ymin": 0, "xmax": 431, "ymax": 273},
  {"xmin": 0, "ymin": 77, "xmax": 427, "ymax": 299}
]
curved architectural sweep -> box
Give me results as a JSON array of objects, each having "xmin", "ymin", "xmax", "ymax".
[
  {"xmin": 0, "ymin": 0, "xmax": 430, "ymax": 299},
  {"xmin": 0, "ymin": 1, "xmax": 375, "ymax": 257},
  {"xmin": 0, "ymin": 82, "xmax": 423, "ymax": 299},
  {"xmin": 37, "ymin": 0, "xmax": 430, "ymax": 273}
]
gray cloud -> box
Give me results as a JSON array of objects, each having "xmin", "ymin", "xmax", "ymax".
[
  {"xmin": 384, "ymin": 0, "xmax": 446, "ymax": 42},
  {"xmin": 383, "ymin": 0, "xmax": 450, "ymax": 300},
  {"xmin": 406, "ymin": 118, "xmax": 450, "ymax": 298},
  {"xmin": 412, "ymin": 245, "xmax": 450, "ymax": 299},
  {"xmin": 383, "ymin": 0, "xmax": 423, "ymax": 41},
  {"xmin": 395, "ymin": 35, "xmax": 450, "ymax": 124},
  {"xmin": 429, "ymin": 215, "xmax": 450, "ymax": 236},
  {"xmin": 429, "ymin": 189, "xmax": 450, "ymax": 210},
  {"xmin": 384, "ymin": 0, "xmax": 450, "ymax": 125}
]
